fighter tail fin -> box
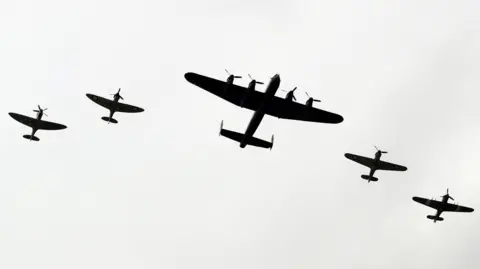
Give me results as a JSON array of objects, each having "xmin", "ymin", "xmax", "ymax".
[
  {"xmin": 23, "ymin": 135, "xmax": 40, "ymax": 141},
  {"xmin": 427, "ymin": 215, "xmax": 444, "ymax": 222},
  {"xmin": 361, "ymin": 175, "xmax": 378, "ymax": 182},
  {"xmin": 101, "ymin": 117, "xmax": 118, "ymax": 124}
]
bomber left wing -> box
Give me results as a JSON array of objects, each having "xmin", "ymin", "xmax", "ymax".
[
  {"xmin": 184, "ymin": 72, "xmax": 343, "ymax": 124},
  {"xmin": 9, "ymin": 113, "xmax": 67, "ymax": 130},
  {"xmin": 344, "ymin": 153, "xmax": 374, "ymax": 168}
]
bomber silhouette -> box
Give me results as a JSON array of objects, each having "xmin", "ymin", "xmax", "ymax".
[{"xmin": 185, "ymin": 70, "xmax": 343, "ymax": 150}]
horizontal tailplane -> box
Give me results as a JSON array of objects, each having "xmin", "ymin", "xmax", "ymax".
[
  {"xmin": 23, "ymin": 135, "xmax": 40, "ymax": 141},
  {"xmin": 427, "ymin": 215, "xmax": 444, "ymax": 222},
  {"xmin": 101, "ymin": 117, "xmax": 118, "ymax": 124},
  {"xmin": 220, "ymin": 128, "xmax": 273, "ymax": 149},
  {"xmin": 361, "ymin": 175, "xmax": 378, "ymax": 182}
]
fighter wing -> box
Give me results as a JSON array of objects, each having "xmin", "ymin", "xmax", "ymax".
[
  {"xmin": 412, "ymin": 197, "xmax": 444, "ymax": 210},
  {"xmin": 114, "ymin": 102, "xmax": 144, "ymax": 113},
  {"xmin": 9, "ymin": 113, "xmax": 66, "ymax": 130},
  {"xmin": 86, "ymin": 94, "xmax": 115, "ymax": 110},
  {"xmin": 263, "ymin": 96, "xmax": 344, "ymax": 123},
  {"xmin": 442, "ymin": 203, "xmax": 474, "ymax": 213},
  {"xmin": 9, "ymin": 113, "xmax": 36, "ymax": 128},
  {"xmin": 185, "ymin": 72, "xmax": 343, "ymax": 123},
  {"xmin": 376, "ymin": 160, "xmax": 408, "ymax": 171},
  {"xmin": 36, "ymin": 120, "xmax": 67, "ymax": 130},
  {"xmin": 86, "ymin": 94, "xmax": 144, "ymax": 113},
  {"xmin": 344, "ymin": 153, "xmax": 374, "ymax": 168}
]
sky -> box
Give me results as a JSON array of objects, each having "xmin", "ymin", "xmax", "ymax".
[{"xmin": 0, "ymin": 0, "xmax": 479, "ymax": 268}]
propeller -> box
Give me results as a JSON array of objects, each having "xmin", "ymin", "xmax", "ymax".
[
  {"xmin": 248, "ymin": 74, "xmax": 264, "ymax": 85},
  {"xmin": 374, "ymin": 146, "xmax": 388, "ymax": 154},
  {"xmin": 225, "ymin": 69, "xmax": 242, "ymax": 79},
  {"xmin": 305, "ymin": 92, "xmax": 321, "ymax": 102},
  {"xmin": 281, "ymin": 87, "xmax": 297, "ymax": 101},
  {"xmin": 33, "ymin": 105, "xmax": 48, "ymax": 116},
  {"xmin": 444, "ymin": 188, "xmax": 454, "ymax": 201},
  {"xmin": 110, "ymin": 88, "xmax": 124, "ymax": 100}
]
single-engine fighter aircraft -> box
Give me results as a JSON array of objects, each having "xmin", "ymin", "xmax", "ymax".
[
  {"xmin": 86, "ymin": 88, "xmax": 144, "ymax": 124},
  {"xmin": 184, "ymin": 71, "xmax": 343, "ymax": 149},
  {"xmin": 412, "ymin": 189, "xmax": 474, "ymax": 223},
  {"xmin": 344, "ymin": 146, "xmax": 407, "ymax": 182},
  {"xmin": 8, "ymin": 105, "xmax": 67, "ymax": 141}
]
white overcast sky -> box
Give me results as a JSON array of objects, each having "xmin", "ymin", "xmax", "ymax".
[{"xmin": 0, "ymin": 0, "xmax": 479, "ymax": 268}]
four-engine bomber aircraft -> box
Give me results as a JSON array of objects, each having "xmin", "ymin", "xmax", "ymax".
[
  {"xmin": 8, "ymin": 105, "xmax": 67, "ymax": 141},
  {"xmin": 184, "ymin": 71, "xmax": 344, "ymax": 149},
  {"xmin": 344, "ymin": 146, "xmax": 407, "ymax": 182},
  {"xmin": 86, "ymin": 88, "xmax": 144, "ymax": 124},
  {"xmin": 412, "ymin": 189, "xmax": 474, "ymax": 223}
]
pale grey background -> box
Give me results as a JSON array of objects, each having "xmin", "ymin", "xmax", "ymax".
[{"xmin": 0, "ymin": 0, "xmax": 479, "ymax": 268}]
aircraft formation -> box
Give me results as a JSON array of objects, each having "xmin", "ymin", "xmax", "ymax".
[{"xmin": 7, "ymin": 69, "xmax": 473, "ymax": 223}]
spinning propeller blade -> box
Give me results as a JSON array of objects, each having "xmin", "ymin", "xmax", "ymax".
[
  {"xmin": 225, "ymin": 69, "xmax": 242, "ymax": 79},
  {"xmin": 305, "ymin": 92, "xmax": 321, "ymax": 102},
  {"xmin": 110, "ymin": 88, "xmax": 124, "ymax": 99},
  {"xmin": 248, "ymin": 74, "xmax": 264, "ymax": 84},
  {"xmin": 281, "ymin": 87, "xmax": 297, "ymax": 101},
  {"xmin": 34, "ymin": 105, "xmax": 48, "ymax": 116},
  {"xmin": 446, "ymin": 188, "xmax": 454, "ymax": 200},
  {"xmin": 374, "ymin": 145, "xmax": 388, "ymax": 154}
]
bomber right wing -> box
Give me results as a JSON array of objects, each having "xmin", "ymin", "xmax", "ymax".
[
  {"xmin": 344, "ymin": 153, "xmax": 374, "ymax": 168},
  {"xmin": 412, "ymin": 197, "xmax": 443, "ymax": 210},
  {"xmin": 184, "ymin": 72, "xmax": 343, "ymax": 124},
  {"xmin": 262, "ymin": 96, "xmax": 344, "ymax": 124}
]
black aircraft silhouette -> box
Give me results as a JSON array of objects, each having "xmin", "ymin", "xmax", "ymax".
[
  {"xmin": 413, "ymin": 189, "xmax": 474, "ymax": 223},
  {"xmin": 344, "ymin": 146, "xmax": 407, "ymax": 182},
  {"xmin": 184, "ymin": 71, "xmax": 343, "ymax": 149},
  {"xmin": 86, "ymin": 88, "xmax": 144, "ymax": 124},
  {"xmin": 8, "ymin": 105, "xmax": 67, "ymax": 141}
]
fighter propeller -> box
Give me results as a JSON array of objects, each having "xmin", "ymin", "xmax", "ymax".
[
  {"xmin": 33, "ymin": 105, "xmax": 48, "ymax": 117},
  {"xmin": 374, "ymin": 146, "xmax": 388, "ymax": 154},
  {"xmin": 281, "ymin": 87, "xmax": 297, "ymax": 101},
  {"xmin": 442, "ymin": 188, "xmax": 455, "ymax": 201},
  {"xmin": 110, "ymin": 88, "xmax": 124, "ymax": 100},
  {"xmin": 305, "ymin": 92, "xmax": 321, "ymax": 107}
]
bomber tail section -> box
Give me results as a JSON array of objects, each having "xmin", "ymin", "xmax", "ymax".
[
  {"xmin": 23, "ymin": 135, "xmax": 40, "ymax": 141},
  {"xmin": 101, "ymin": 117, "xmax": 118, "ymax": 124},
  {"xmin": 427, "ymin": 215, "xmax": 444, "ymax": 222},
  {"xmin": 361, "ymin": 175, "xmax": 378, "ymax": 182},
  {"xmin": 219, "ymin": 121, "xmax": 273, "ymax": 150}
]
